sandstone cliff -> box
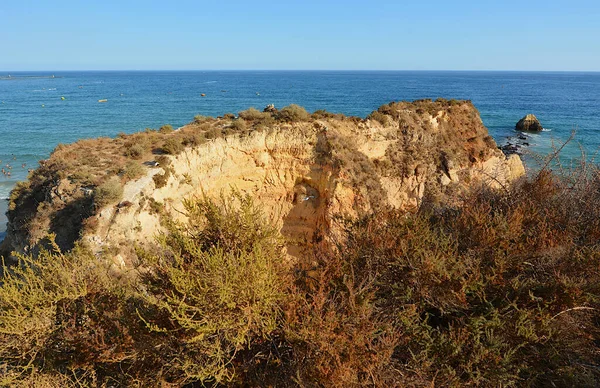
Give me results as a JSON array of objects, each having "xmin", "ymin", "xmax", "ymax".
[{"xmin": 1, "ymin": 99, "xmax": 524, "ymax": 263}]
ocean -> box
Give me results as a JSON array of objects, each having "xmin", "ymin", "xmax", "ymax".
[{"xmin": 1, "ymin": 71, "xmax": 600, "ymax": 237}]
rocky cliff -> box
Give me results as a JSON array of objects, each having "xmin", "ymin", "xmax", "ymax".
[{"xmin": 1, "ymin": 99, "xmax": 524, "ymax": 263}]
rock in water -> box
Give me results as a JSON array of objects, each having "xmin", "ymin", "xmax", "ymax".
[{"xmin": 516, "ymin": 114, "xmax": 543, "ymax": 132}]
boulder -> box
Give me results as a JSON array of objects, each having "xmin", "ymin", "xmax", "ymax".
[{"xmin": 516, "ymin": 114, "xmax": 543, "ymax": 132}]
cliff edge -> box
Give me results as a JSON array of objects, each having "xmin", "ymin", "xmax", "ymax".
[{"xmin": 1, "ymin": 99, "xmax": 524, "ymax": 263}]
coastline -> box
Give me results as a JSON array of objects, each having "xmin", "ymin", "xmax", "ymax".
[{"xmin": 0, "ymin": 199, "xmax": 7, "ymax": 242}]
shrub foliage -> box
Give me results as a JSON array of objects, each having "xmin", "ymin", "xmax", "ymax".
[{"xmin": 1, "ymin": 168, "xmax": 600, "ymax": 386}]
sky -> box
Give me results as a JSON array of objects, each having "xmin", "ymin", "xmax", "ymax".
[{"xmin": 1, "ymin": 0, "xmax": 599, "ymax": 71}]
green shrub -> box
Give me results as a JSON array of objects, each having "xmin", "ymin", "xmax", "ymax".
[
  {"xmin": 0, "ymin": 240, "xmax": 114, "ymax": 386},
  {"xmin": 93, "ymin": 178, "xmax": 123, "ymax": 208},
  {"xmin": 0, "ymin": 194, "xmax": 290, "ymax": 386},
  {"xmin": 136, "ymin": 192, "xmax": 289, "ymax": 384}
]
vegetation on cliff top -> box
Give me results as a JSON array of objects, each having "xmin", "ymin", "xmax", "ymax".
[
  {"xmin": 2, "ymin": 99, "xmax": 499, "ymax": 256},
  {"xmin": 1, "ymin": 161, "xmax": 600, "ymax": 386}
]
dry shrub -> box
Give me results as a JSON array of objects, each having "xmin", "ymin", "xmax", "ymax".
[
  {"xmin": 277, "ymin": 104, "xmax": 311, "ymax": 122},
  {"xmin": 230, "ymin": 119, "xmax": 247, "ymax": 132},
  {"xmin": 194, "ymin": 114, "xmax": 210, "ymax": 123},
  {"xmin": 0, "ymin": 195, "xmax": 291, "ymax": 386},
  {"xmin": 311, "ymin": 109, "xmax": 344, "ymax": 120},
  {"xmin": 161, "ymin": 138, "xmax": 184, "ymax": 155},
  {"xmin": 284, "ymin": 244, "xmax": 400, "ymax": 386},
  {"xmin": 239, "ymin": 108, "xmax": 276, "ymax": 128},
  {"xmin": 324, "ymin": 165, "xmax": 600, "ymax": 387},
  {"xmin": 123, "ymin": 143, "xmax": 145, "ymax": 159},
  {"xmin": 238, "ymin": 107, "xmax": 267, "ymax": 121},
  {"xmin": 122, "ymin": 160, "xmax": 145, "ymax": 180},
  {"xmin": 367, "ymin": 110, "xmax": 390, "ymax": 126},
  {"xmin": 158, "ymin": 124, "xmax": 174, "ymax": 134},
  {"xmin": 93, "ymin": 177, "xmax": 123, "ymax": 208},
  {"xmin": 152, "ymin": 170, "xmax": 170, "ymax": 188}
]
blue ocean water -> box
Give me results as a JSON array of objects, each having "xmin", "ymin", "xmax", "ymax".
[{"xmin": 1, "ymin": 71, "xmax": 600, "ymax": 235}]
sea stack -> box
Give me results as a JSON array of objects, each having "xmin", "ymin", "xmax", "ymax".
[{"xmin": 516, "ymin": 114, "xmax": 543, "ymax": 132}]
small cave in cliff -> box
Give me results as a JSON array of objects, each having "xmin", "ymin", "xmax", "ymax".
[{"xmin": 281, "ymin": 180, "xmax": 326, "ymax": 259}]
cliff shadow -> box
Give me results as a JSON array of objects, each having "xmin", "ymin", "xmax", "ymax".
[{"xmin": 49, "ymin": 196, "xmax": 94, "ymax": 252}]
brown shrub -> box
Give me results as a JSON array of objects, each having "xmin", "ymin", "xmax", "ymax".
[
  {"xmin": 122, "ymin": 161, "xmax": 145, "ymax": 180},
  {"xmin": 367, "ymin": 110, "xmax": 390, "ymax": 126},
  {"xmin": 161, "ymin": 138, "xmax": 184, "ymax": 155},
  {"xmin": 152, "ymin": 170, "xmax": 170, "ymax": 188},
  {"xmin": 124, "ymin": 143, "xmax": 145, "ymax": 159},
  {"xmin": 277, "ymin": 104, "xmax": 311, "ymax": 122},
  {"xmin": 230, "ymin": 119, "xmax": 247, "ymax": 132},
  {"xmin": 159, "ymin": 124, "xmax": 174, "ymax": 134}
]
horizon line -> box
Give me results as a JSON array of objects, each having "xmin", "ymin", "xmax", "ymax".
[{"xmin": 1, "ymin": 69, "xmax": 600, "ymax": 73}]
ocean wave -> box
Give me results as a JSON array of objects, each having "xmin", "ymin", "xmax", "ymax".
[
  {"xmin": 0, "ymin": 181, "xmax": 17, "ymax": 199},
  {"xmin": 542, "ymin": 128, "xmax": 552, "ymax": 132},
  {"xmin": 205, "ymin": 81, "xmax": 217, "ymax": 84}
]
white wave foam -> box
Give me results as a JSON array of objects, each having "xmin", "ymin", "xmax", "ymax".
[{"xmin": 542, "ymin": 128, "xmax": 552, "ymax": 132}]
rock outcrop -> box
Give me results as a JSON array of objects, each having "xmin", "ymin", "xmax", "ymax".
[
  {"xmin": 1, "ymin": 99, "xmax": 525, "ymax": 263},
  {"xmin": 516, "ymin": 114, "xmax": 543, "ymax": 132}
]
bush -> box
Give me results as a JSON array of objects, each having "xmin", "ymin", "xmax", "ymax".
[
  {"xmin": 93, "ymin": 178, "xmax": 123, "ymax": 208},
  {"xmin": 367, "ymin": 110, "xmax": 390, "ymax": 126},
  {"xmin": 122, "ymin": 160, "xmax": 145, "ymax": 180},
  {"xmin": 0, "ymin": 194, "xmax": 290, "ymax": 386},
  {"xmin": 152, "ymin": 170, "xmax": 170, "ymax": 188},
  {"xmin": 159, "ymin": 124, "xmax": 174, "ymax": 134},
  {"xmin": 238, "ymin": 107, "xmax": 265, "ymax": 120},
  {"xmin": 182, "ymin": 133, "xmax": 204, "ymax": 147},
  {"xmin": 194, "ymin": 114, "xmax": 209, "ymax": 123},
  {"xmin": 124, "ymin": 143, "xmax": 145, "ymax": 159},
  {"xmin": 137, "ymin": 193, "xmax": 289, "ymax": 384},
  {"xmin": 311, "ymin": 109, "xmax": 342, "ymax": 119},
  {"xmin": 230, "ymin": 119, "xmax": 247, "ymax": 131},
  {"xmin": 318, "ymin": 168, "xmax": 600, "ymax": 386},
  {"xmin": 162, "ymin": 138, "xmax": 184, "ymax": 155},
  {"xmin": 0, "ymin": 240, "xmax": 115, "ymax": 386},
  {"xmin": 238, "ymin": 108, "xmax": 276, "ymax": 128},
  {"xmin": 277, "ymin": 104, "xmax": 311, "ymax": 122},
  {"xmin": 3, "ymin": 162, "xmax": 600, "ymax": 386}
]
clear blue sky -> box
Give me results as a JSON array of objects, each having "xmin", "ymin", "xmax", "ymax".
[{"xmin": 1, "ymin": 0, "xmax": 599, "ymax": 71}]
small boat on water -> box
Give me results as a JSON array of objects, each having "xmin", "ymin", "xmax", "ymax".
[{"xmin": 98, "ymin": 99, "xmax": 108, "ymax": 103}]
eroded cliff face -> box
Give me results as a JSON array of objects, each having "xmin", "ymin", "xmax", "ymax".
[{"xmin": 1, "ymin": 100, "xmax": 524, "ymax": 263}]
